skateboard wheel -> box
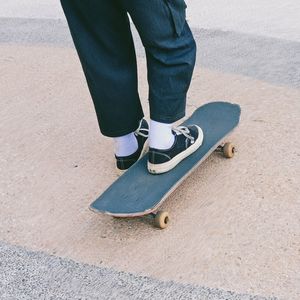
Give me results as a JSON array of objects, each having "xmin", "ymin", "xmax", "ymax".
[
  {"xmin": 154, "ymin": 211, "xmax": 170, "ymax": 229},
  {"xmin": 223, "ymin": 142, "xmax": 235, "ymax": 158}
]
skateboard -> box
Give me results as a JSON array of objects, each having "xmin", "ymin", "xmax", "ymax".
[{"xmin": 90, "ymin": 101, "xmax": 241, "ymax": 229}]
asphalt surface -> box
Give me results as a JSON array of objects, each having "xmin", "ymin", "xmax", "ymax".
[
  {"xmin": 1, "ymin": 18, "xmax": 299, "ymax": 89},
  {"xmin": 1, "ymin": 0, "xmax": 300, "ymax": 42},
  {"xmin": 0, "ymin": 241, "xmax": 275, "ymax": 300}
]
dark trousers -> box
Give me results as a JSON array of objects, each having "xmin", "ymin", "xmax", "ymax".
[{"xmin": 61, "ymin": 0, "xmax": 196, "ymax": 137}]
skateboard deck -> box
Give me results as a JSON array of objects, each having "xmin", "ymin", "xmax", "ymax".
[{"xmin": 90, "ymin": 101, "xmax": 241, "ymax": 227}]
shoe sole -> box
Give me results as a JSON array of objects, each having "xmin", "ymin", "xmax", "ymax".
[
  {"xmin": 147, "ymin": 126, "xmax": 204, "ymax": 174},
  {"xmin": 116, "ymin": 139, "xmax": 149, "ymax": 176}
]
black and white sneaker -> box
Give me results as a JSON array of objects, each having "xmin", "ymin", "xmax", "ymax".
[
  {"xmin": 115, "ymin": 119, "xmax": 149, "ymax": 175},
  {"xmin": 147, "ymin": 125, "xmax": 203, "ymax": 174}
]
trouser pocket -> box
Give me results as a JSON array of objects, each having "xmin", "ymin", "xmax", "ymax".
[{"xmin": 164, "ymin": 0, "xmax": 187, "ymax": 36}]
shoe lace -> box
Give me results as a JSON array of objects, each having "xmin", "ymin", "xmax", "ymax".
[
  {"xmin": 173, "ymin": 126, "xmax": 195, "ymax": 143},
  {"xmin": 135, "ymin": 119, "xmax": 149, "ymax": 138}
]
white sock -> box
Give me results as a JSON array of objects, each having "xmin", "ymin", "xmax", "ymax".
[
  {"xmin": 149, "ymin": 120, "xmax": 175, "ymax": 150},
  {"xmin": 114, "ymin": 133, "xmax": 138, "ymax": 157}
]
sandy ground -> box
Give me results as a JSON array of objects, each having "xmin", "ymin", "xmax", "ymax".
[{"xmin": 0, "ymin": 45, "xmax": 299, "ymax": 299}]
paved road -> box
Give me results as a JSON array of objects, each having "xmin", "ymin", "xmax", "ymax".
[
  {"xmin": 1, "ymin": 0, "xmax": 300, "ymax": 42},
  {"xmin": 1, "ymin": 241, "xmax": 274, "ymax": 300},
  {"xmin": 187, "ymin": 0, "xmax": 300, "ymax": 42},
  {"xmin": 1, "ymin": 18, "xmax": 299, "ymax": 89}
]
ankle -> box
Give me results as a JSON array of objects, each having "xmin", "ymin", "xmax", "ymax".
[
  {"xmin": 149, "ymin": 120, "xmax": 175, "ymax": 150},
  {"xmin": 114, "ymin": 133, "xmax": 138, "ymax": 157}
]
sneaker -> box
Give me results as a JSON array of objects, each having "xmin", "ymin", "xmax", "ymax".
[
  {"xmin": 147, "ymin": 125, "xmax": 203, "ymax": 174},
  {"xmin": 115, "ymin": 119, "xmax": 149, "ymax": 175}
]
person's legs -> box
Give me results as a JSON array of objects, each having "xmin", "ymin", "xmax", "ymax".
[
  {"xmin": 60, "ymin": 0, "xmax": 144, "ymax": 138},
  {"xmin": 61, "ymin": 0, "xmax": 201, "ymax": 174},
  {"xmin": 121, "ymin": 0, "xmax": 202, "ymax": 173},
  {"xmin": 121, "ymin": 0, "xmax": 197, "ymax": 126}
]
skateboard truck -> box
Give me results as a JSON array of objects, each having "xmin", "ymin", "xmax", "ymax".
[{"xmin": 148, "ymin": 142, "xmax": 236, "ymax": 230}]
